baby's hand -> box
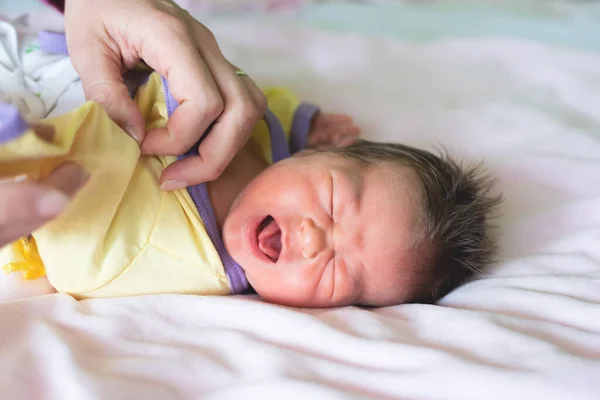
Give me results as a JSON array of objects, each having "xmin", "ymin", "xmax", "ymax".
[{"xmin": 308, "ymin": 113, "xmax": 361, "ymax": 149}]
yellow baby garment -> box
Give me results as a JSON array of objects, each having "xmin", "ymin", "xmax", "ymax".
[{"xmin": 0, "ymin": 72, "xmax": 319, "ymax": 299}]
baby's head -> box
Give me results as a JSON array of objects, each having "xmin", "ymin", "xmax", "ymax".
[{"xmin": 222, "ymin": 140, "xmax": 502, "ymax": 308}]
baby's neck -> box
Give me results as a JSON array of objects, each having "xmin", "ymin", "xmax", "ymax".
[{"xmin": 207, "ymin": 140, "xmax": 268, "ymax": 232}]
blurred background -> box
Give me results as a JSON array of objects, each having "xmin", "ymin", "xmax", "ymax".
[
  {"xmin": 3, "ymin": 0, "xmax": 600, "ymax": 55},
  {"xmin": 161, "ymin": 1, "xmax": 598, "ymax": 54},
  {"xmin": 175, "ymin": 1, "xmax": 600, "ymax": 52},
  {"xmin": 171, "ymin": 1, "xmax": 597, "ymax": 54}
]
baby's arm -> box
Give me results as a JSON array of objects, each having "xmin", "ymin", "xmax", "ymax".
[{"xmin": 307, "ymin": 113, "xmax": 361, "ymax": 149}]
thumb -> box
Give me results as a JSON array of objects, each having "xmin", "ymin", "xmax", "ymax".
[
  {"xmin": 70, "ymin": 39, "xmax": 146, "ymax": 144},
  {"xmin": 0, "ymin": 162, "xmax": 89, "ymax": 247}
]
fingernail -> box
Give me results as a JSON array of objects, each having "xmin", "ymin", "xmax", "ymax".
[
  {"xmin": 124, "ymin": 123, "xmax": 141, "ymax": 143},
  {"xmin": 37, "ymin": 191, "xmax": 70, "ymax": 217},
  {"xmin": 160, "ymin": 180, "xmax": 187, "ymax": 191}
]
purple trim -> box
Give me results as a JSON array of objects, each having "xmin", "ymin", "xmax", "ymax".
[
  {"xmin": 160, "ymin": 76, "xmax": 179, "ymax": 117},
  {"xmin": 185, "ymin": 183, "xmax": 248, "ymax": 294},
  {"xmin": 0, "ymin": 104, "xmax": 29, "ymax": 144},
  {"xmin": 290, "ymin": 102, "xmax": 320, "ymax": 154},
  {"xmin": 263, "ymin": 109, "xmax": 290, "ymax": 162},
  {"xmin": 38, "ymin": 30, "xmax": 69, "ymax": 56},
  {"xmin": 160, "ymin": 76, "xmax": 249, "ymax": 294}
]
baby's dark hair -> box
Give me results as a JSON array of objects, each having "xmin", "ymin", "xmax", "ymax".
[{"xmin": 318, "ymin": 139, "xmax": 503, "ymax": 304}]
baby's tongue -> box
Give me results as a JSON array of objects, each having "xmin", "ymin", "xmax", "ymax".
[{"xmin": 258, "ymin": 218, "xmax": 281, "ymax": 261}]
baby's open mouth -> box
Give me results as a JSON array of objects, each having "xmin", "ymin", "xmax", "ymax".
[{"xmin": 257, "ymin": 215, "xmax": 281, "ymax": 262}]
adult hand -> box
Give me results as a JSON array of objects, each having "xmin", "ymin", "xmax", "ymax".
[
  {"xmin": 64, "ymin": 0, "xmax": 267, "ymax": 189},
  {"xmin": 0, "ymin": 162, "xmax": 89, "ymax": 248}
]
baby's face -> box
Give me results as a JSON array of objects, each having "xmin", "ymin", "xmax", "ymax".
[{"xmin": 222, "ymin": 151, "xmax": 425, "ymax": 308}]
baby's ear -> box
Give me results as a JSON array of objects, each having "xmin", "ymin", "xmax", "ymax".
[{"xmin": 307, "ymin": 113, "xmax": 361, "ymax": 149}]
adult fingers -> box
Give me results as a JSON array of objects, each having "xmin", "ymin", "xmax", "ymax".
[
  {"xmin": 230, "ymin": 62, "xmax": 268, "ymax": 117},
  {"xmin": 138, "ymin": 16, "xmax": 224, "ymax": 159},
  {"xmin": 0, "ymin": 163, "xmax": 89, "ymax": 247},
  {"xmin": 42, "ymin": 161, "xmax": 90, "ymax": 198},
  {"xmin": 67, "ymin": 31, "xmax": 146, "ymax": 143},
  {"xmin": 0, "ymin": 181, "xmax": 64, "ymax": 246},
  {"xmin": 158, "ymin": 23, "xmax": 264, "ymax": 188}
]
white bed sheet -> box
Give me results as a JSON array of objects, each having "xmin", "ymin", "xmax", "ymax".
[{"xmin": 1, "ymin": 12, "xmax": 600, "ymax": 400}]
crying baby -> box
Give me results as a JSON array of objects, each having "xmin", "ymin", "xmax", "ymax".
[{"xmin": 0, "ymin": 72, "xmax": 502, "ymax": 308}]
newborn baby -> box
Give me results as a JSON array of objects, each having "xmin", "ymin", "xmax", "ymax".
[{"xmin": 0, "ymin": 72, "xmax": 501, "ymax": 308}]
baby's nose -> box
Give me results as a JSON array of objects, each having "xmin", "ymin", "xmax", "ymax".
[{"xmin": 300, "ymin": 218, "xmax": 329, "ymax": 259}]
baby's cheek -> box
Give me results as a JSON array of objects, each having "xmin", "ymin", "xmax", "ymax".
[
  {"xmin": 363, "ymin": 259, "xmax": 417, "ymax": 307},
  {"xmin": 291, "ymin": 260, "xmax": 354, "ymax": 308},
  {"xmin": 250, "ymin": 262, "xmax": 320, "ymax": 307}
]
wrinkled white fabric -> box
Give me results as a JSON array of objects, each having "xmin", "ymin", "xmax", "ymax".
[{"xmin": 0, "ymin": 17, "xmax": 79, "ymax": 120}]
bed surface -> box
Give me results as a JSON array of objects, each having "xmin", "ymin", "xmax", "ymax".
[{"xmin": 1, "ymin": 2, "xmax": 599, "ymax": 399}]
